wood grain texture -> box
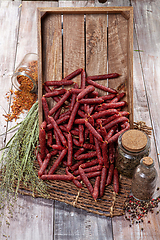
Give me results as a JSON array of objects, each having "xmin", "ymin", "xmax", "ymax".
[
  {"xmin": 132, "ymin": 0, "xmax": 160, "ymax": 166},
  {"xmin": 112, "ymin": 27, "xmax": 160, "ymax": 240},
  {"xmin": 108, "ymin": 11, "xmax": 133, "ymax": 125},
  {"xmin": 54, "ymin": 201, "xmax": 113, "ymax": 240},
  {"xmin": 15, "ymin": 1, "xmax": 59, "ymax": 65},
  {"xmin": 63, "ymin": 13, "xmax": 85, "ymax": 86},
  {"xmin": 41, "ymin": 13, "xmax": 62, "ymax": 83},
  {"xmin": 0, "ymin": 1, "xmax": 21, "ymax": 151},
  {"xmin": 0, "ymin": 194, "xmax": 54, "ymax": 240},
  {"xmin": 40, "ymin": 13, "xmax": 62, "ymax": 114},
  {"xmin": 86, "ymin": 13, "xmax": 108, "ymax": 96},
  {"xmin": 59, "ymin": 0, "xmax": 95, "ymax": 7}
]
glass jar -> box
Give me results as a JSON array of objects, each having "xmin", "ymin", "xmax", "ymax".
[
  {"xmin": 116, "ymin": 129, "xmax": 151, "ymax": 178},
  {"xmin": 11, "ymin": 53, "xmax": 38, "ymax": 93},
  {"xmin": 131, "ymin": 157, "xmax": 158, "ymax": 201}
]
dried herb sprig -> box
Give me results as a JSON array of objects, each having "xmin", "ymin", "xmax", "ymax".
[{"xmin": 0, "ymin": 101, "xmax": 48, "ymax": 206}]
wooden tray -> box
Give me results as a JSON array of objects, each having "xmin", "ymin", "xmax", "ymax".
[{"xmin": 37, "ymin": 6, "xmax": 133, "ymax": 126}]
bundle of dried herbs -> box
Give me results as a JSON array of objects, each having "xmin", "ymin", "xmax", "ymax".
[{"xmin": 0, "ymin": 101, "xmax": 48, "ymax": 208}]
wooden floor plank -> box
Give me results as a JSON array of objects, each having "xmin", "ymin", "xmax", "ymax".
[
  {"xmin": 111, "ymin": 1, "xmax": 160, "ymax": 239},
  {"xmin": 132, "ymin": 0, "xmax": 160, "ymax": 166},
  {"xmin": 54, "ymin": 201, "xmax": 113, "ymax": 240},
  {"xmin": 0, "ymin": 194, "xmax": 54, "ymax": 240},
  {"xmin": 15, "ymin": 1, "xmax": 58, "ymax": 65},
  {"xmin": 0, "ymin": 1, "xmax": 21, "ymax": 151}
]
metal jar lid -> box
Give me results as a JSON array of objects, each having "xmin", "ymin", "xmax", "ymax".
[{"xmin": 121, "ymin": 129, "xmax": 148, "ymax": 152}]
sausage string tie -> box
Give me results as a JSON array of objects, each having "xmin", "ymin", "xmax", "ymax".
[
  {"xmin": 110, "ymin": 192, "xmax": 117, "ymax": 218},
  {"xmin": 72, "ymin": 181, "xmax": 83, "ymax": 207}
]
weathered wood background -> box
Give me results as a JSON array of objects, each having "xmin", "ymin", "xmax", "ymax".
[{"xmin": 0, "ymin": 1, "xmax": 160, "ymax": 239}]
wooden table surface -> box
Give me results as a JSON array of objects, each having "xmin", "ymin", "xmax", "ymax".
[{"xmin": 0, "ymin": 0, "xmax": 160, "ymax": 239}]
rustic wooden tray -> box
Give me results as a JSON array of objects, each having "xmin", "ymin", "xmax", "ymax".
[
  {"xmin": 37, "ymin": 6, "xmax": 133, "ymax": 126},
  {"xmin": 36, "ymin": 7, "xmax": 133, "ymax": 216}
]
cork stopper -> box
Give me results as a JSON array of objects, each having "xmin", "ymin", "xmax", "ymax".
[
  {"xmin": 143, "ymin": 157, "xmax": 153, "ymax": 166},
  {"xmin": 122, "ymin": 129, "xmax": 148, "ymax": 152}
]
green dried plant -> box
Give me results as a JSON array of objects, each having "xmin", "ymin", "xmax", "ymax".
[{"xmin": 0, "ymin": 101, "xmax": 48, "ymax": 207}]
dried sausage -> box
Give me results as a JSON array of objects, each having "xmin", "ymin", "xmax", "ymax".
[
  {"xmin": 99, "ymin": 167, "xmax": 108, "ymax": 198},
  {"xmin": 51, "ymin": 145, "xmax": 65, "ymax": 151},
  {"xmin": 107, "ymin": 122, "xmax": 130, "ymax": 144},
  {"xmin": 80, "ymin": 158, "xmax": 99, "ymax": 169},
  {"xmin": 84, "ymin": 120, "xmax": 103, "ymax": 142},
  {"xmin": 54, "ymin": 108, "xmax": 62, "ymax": 121},
  {"xmin": 94, "ymin": 137, "xmax": 103, "ymax": 165},
  {"xmin": 78, "ymin": 98, "xmax": 104, "ymax": 105},
  {"xmin": 88, "ymin": 117, "xmax": 94, "ymax": 144},
  {"xmin": 79, "ymin": 124, "xmax": 84, "ymax": 146},
  {"xmin": 87, "ymin": 73, "xmax": 120, "ymax": 81},
  {"xmin": 62, "ymin": 68, "xmax": 83, "ymax": 81},
  {"xmin": 104, "ymin": 116, "xmax": 129, "ymax": 130},
  {"xmin": 38, "ymin": 153, "xmax": 51, "ymax": 177},
  {"xmin": 74, "ymin": 165, "xmax": 102, "ymax": 176},
  {"xmin": 65, "ymin": 167, "xmax": 83, "ymax": 188},
  {"xmin": 70, "ymin": 160, "xmax": 85, "ymax": 172},
  {"xmin": 108, "ymin": 143, "xmax": 115, "ymax": 164},
  {"xmin": 67, "ymin": 132, "xmax": 73, "ymax": 167},
  {"xmin": 101, "ymin": 141, "xmax": 109, "ymax": 168},
  {"xmin": 67, "ymin": 101, "xmax": 80, "ymax": 132},
  {"xmin": 48, "ymin": 148, "xmax": 68, "ymax": 175},
  {"xmin": 83, "ymin": 143, "xmax": 96, "ymax": 150},
  {"xmin": 79, "ymin": 166, "xmax": 94, "ymax": 195},
  {"xmin": 113, "ymin": 168, "xmax": 119, "ymax": 193},
  {"xmin": 74, "ymin": 148, "xmax": 85, "ymax": 158},
  {"xmin": 56, "ymin": 115, "xmax": 70, "ymax": 125},
  {"xmin": 91, "ymin": 109, "xmax": 118, "ymax": 119},
  {"xmin": 101, "ymin": 94, "xmax": 117, "ymax": 101},
  {"xmin": 49, "ymin": 116, "xmax": 67, "ymax": 147},
  {"xmin": 77, "ymin": 85, "xmax": 95, "ymax": 101},
  {"xmin": 110, "ymin": 92, "xmax": 126, "ymax": 103},
  {"xmin": 98, "ymin": 101, "xmax": 127, "ymax": 111},
  {"xmin": 106, "ymin": 164, "xmax": 114, "ymax": 185},
  {"xmin": 41, "ymin": 96, "xmax": 50, "ymax": 123},
  {"xmin": 92, "ymin": 176, "xmax": 100, "ymax": 200},
  {"xmin": 76, "ymin": 171, "xmax": 101, "ymax": 181},
  {"xmin": 49, "ymin": 90, "xmax": 71, "ymax": 116},
  {"xmin": 44, "ymin": 89, "xmax": 67, "ymax": 98},
  {"xmin": 45, "ymin": 80, "xmax": 74, "ymax": 87},
  {"xmin": 76, "ymin": 151, "xmax": 97, "ymax": 161},
  {"xmin": 80, "ymin": 69, "xmax": 86, "ymax": 89},
  {"xmin": 39, "ymin": 128, "xmax": 46, "ymax": 160},
  {"xmin": 41, "ymin": 174, "xmax": 73, "ymax": 181},
  {"xmin": 86, "ymin": 78, "xmax": 117, "ymax": 94},
  {"xmin": 47, "ymin": 130, "xmax": 53, "ymax": 146}
]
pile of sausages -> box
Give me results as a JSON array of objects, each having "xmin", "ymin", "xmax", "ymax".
[{"xmin": 37, "ymin": 68, "xmax": 130, "ymax": 200}]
